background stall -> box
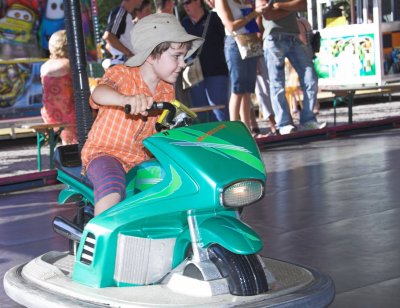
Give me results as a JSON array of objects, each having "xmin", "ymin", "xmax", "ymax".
[
  {"xmin": 312, "ymin": 0, "xmax": 400, "ymax": 86},
  {"xmin": 0, "ymin": 0, "xmax": 99, "ymax": 131}
]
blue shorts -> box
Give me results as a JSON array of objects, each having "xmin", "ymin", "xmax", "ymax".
[
  {"xmin": 224, "ymin": 35, "xmax": 258, "ymax": 94},
  {"xmin": 86, "ymin": 155, "xmax": 126, "ymax": 204}
]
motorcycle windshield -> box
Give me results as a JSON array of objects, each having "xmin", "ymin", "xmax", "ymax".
[{"xmin": 143, "ymin": 121, "xmax": 266, "ymax": 188}]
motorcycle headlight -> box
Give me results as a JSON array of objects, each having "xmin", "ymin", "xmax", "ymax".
[{"xmin": 221, "ymin": 180, "xmax": 264, "ymax": 208}]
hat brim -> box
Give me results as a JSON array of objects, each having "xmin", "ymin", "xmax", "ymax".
[{"xmin": 125, "ymin": 35, "xmax": 204, "ymax": 67}]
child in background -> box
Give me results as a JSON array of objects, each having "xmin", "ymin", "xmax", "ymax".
[
  {"xmin": 81, "ymin": 13, "xmax": 203, "ymax": 216},
  {"xmin": 40, "ymin": 30, "xmax": 77, "ymax": 145}
]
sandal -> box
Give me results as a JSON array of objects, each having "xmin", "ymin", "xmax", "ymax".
[
  {"xmin": 251, "ymin": 132, "xmax": 262, "ymax": 139},
  {"xmin": 268, "ymin": 131, "xmax": 279, "ymax": 136},
  {"xmin": 252, "ymin": 132, "xmax": 274, "ymax": 139}
]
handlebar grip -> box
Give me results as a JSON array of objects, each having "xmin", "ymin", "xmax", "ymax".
[
  {"xmin": 124, "ymin": 102, "xmax": 166, "ymax": 114},
  {"xmin": 124, "ymin": 104, "xmax": 131, "ymax": 114}
]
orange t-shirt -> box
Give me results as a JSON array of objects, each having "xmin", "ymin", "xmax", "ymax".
[{"xmin": 81, "ymin": 65, "xmax": 174, "ymax": 173}]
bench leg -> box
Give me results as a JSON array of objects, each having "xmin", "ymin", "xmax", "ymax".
[
  {"xmin": 348, "ymin": 93, "xmax": 354, "ymax": 124},
  {"xmin": 36, "ymin": 132, "xmax": 45, "ymax": 171},
  {"xmin": 49, "ymin": 129, "xmax": 56, "ymax": 170},
  {"xmin": 333, "ymin": 99, "xmax": 337, "ymax": 126},
  {"xmin": 49, "ymin": 127, "xmax": 64, "ymax": 169}
]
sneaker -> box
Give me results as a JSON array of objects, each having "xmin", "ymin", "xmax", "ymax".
[
  {"xmin": 301, "ymin": 120, "xmax": 327, "ymax": 130},
  {"xmin": 279, "ymin": 124, "xmax": 296, "ymax": 135}
]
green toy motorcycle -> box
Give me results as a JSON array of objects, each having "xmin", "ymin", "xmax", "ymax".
[{"xmin": 53, "ymin": 100, "xmax": 269, "ymax": 295}]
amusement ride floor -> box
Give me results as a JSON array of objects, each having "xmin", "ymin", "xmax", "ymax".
[{"xmin": 1, "ymin": 128, "xmax": 400, "ymax": 307}]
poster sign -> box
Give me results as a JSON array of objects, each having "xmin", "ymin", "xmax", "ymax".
[
  {"xmin": 314, "ymin": 33, "xmax": 376, "ymax": 83},
  {"xmin": 0, "ymin": 0, "xmax": 96, "ymax": 120},
  {"xmin": 0, "ymin": 59, "xmax": 44, "ymax": 119}
]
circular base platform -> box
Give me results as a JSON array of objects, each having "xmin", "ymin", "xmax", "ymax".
[{"xmin": 4, "ymin": 251, "xmax": 335, "ymax": 307}]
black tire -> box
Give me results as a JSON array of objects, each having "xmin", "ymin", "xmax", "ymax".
[{"xmin": 208, "ymin": 244, "xmax": 268, "ymax": 296}]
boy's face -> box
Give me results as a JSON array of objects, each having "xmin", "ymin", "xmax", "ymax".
[{"xmin": 151, "ymin": 43, "xmax": 188, "ymax": 84}]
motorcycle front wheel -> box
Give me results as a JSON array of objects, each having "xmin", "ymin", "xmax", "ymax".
[{"xmin": 208, "ymin": 244, "xmax": 268, "ymax": 296}]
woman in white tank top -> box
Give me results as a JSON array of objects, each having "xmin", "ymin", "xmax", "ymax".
[{"xmin": 214, "ymin": 0, "xmax": 266, "ymax": 133}]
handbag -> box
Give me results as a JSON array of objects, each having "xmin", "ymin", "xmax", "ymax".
[
  {"xmin": 310, "ymin": 31, "xmax": 321, "ymax": 53},
  {"xmin": 182, "ymin": 13, "xmax": 211, "ymax": 90},
  {"xmin": 234, "ymin": 32, "xmax": 263, "ymax": 60},
  {"xmin": 182, "ymin": 57, "xmax": 203, "ymax": 90},
  {"xmin": 298, "ymin": 17, "xmax": 321, "ymax": 54}
]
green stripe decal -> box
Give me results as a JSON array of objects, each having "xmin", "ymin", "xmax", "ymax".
[
  {"xmin": 156, "ymin": 128, "xmax": 264, "ymax": 173},
  {"xmin": 131, "ymin": 165, "xmax": 182, "ymax": 203}
]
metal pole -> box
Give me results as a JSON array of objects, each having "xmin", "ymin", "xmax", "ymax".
[{"xmin": 64, "ymin": 0, "xmax": 93, "ymax": 152}]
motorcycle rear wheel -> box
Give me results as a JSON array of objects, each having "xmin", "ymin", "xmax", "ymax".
[{"xmin": 208, "ymin": 244, "xmax": 268, "ymax": 296}]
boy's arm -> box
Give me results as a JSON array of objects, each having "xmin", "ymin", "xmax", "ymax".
[{"xmin": 91, "ymin": 84, "xmax": 153, "ymax": 116}]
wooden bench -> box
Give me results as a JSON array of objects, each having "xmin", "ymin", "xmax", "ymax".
[
  {"xmin": 20, "ymin": 122, "xmax": 75, "ymax": 171},
  {"xmin": 319, "ymin": 83, "xmax": 400, "ymax": 125},
  {"xmin": 0, "ymin": 116, "xmax": 43, "ymax": 139},
  {"xmin": 190, "ymin": 105, "xmax": 225, "ymax": 122}
]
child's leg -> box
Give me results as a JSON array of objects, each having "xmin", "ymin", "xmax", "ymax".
[
  {"xmin": 94, "ymin": 193, "xmax": 121, "ymax": 216},
  {"xmin": 86, "ymin": 155, "xmax": 126, "ymax": 216}
]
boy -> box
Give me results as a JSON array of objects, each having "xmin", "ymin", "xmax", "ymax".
[{"xmin": 82, "ymin": 13, "xmax": 203, "ymax": 216}]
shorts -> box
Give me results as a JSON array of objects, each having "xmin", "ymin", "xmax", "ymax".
[
  {"xmin": 86, "ymin": 155, "xmax": 126, "ymax": 204},
  {"xmin": 224, "ymin": 35, "xmax": 258, "ymax": 94}
]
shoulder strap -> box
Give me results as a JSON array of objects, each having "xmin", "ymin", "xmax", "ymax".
[{"xmin": 196, "ymin": 12, "xmax": 212, "ymax": 57}]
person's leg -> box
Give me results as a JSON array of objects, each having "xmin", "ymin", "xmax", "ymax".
[
  {"xmin": 94, "ymin": 193, "xmax": 121, "ymax": 216},
  {"xmin": 229, "ymin": 92, "xmax": 243, "ymax": 121},
  {"xmin": 239, "ymin": 93, "xmax": 252, "ymax": 129},
  {"xmin": 255, "ymin": 57, "xmax": 272, "ymax": 119},
  {"xmin": 249, "ymin": 104, "xmax": 260, "ymax": 134},
  {"xmin": 232, "ymin": 54, "xmax": 257, "ymax": 130},
  {"xmin": 204, "ymin": 75, "xmax": 229, "ymax": 121},
  {"xmin": 86, "ymin": 155, "xmax": 126, "ymax": 216},
  {"xmin": 264, "ymin": 36, "xmax": 292, "ymax": 130},
  {"xmin": 255, "ymin": 57, "xmax": 277, "ymax": 133},
  {"xmin": 287, "ymin": 39, "xmax": 319, "ymax": 125},
  {"xmin": 225, "ymin": 36, "xmax": 244, "ymax": 123}
]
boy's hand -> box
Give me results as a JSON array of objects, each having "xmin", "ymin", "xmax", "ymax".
[{"xmin": 123, "ymin": 94, "xmax": 153, "ymax": 116}]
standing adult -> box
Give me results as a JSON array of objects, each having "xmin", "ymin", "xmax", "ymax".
[
  {"xmin": 214, "ymin": 0, "xmax": 264, "ymax": 131},
  {"xmin": 40, "ymin": 30, "xmax": 77, "ymax": 145},
  {"xmin": 102, "ymin": 0, "xmax": 143, "ymax": 66},
  {"xmin": 180, "ymin": 0, "xmax": 229, "ymax": 122},
  {"xmin": 257, "ymin": 0, "xmax": 325, "ymax": 134}
]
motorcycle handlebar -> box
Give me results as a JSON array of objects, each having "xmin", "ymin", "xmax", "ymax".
[{"xmin": 124, "ymin": 102, "xmax": 176, "ymax": 125}]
